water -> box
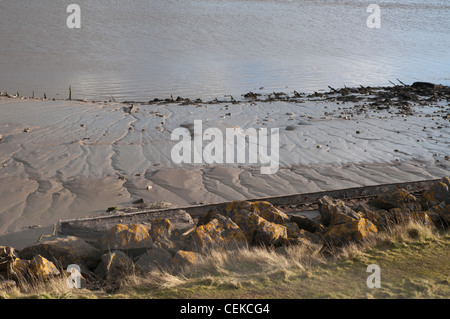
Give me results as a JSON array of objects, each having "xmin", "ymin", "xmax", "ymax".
[{"xmin": 0, "ymin": 0, "xmax": 449, "ymax": 101}]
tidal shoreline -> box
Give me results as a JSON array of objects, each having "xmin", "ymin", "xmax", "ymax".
[{"xmin": 0, "ymin": 83, "xmax": 448, "ymax": 248}]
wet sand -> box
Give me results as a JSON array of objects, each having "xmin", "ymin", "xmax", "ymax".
[{"xmin": 0, "ymin": 88, "xmax": 448, "ymax": 248}]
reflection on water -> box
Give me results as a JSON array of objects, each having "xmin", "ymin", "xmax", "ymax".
[{"xmin": 0, "ymin": 0, "xmax": 449, "ymax": 101}]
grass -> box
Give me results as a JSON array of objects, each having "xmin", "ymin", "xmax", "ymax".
[{"xmin": 1, "ymin": 221, "xmax": 449, "ymax": 299}]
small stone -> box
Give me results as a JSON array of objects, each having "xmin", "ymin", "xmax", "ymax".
[
  {"xmin": 147, "ymin": 185, "xmax": 153, "ymax": 191},
  {"xmin": 316, "ymin": 144, "xmax": 322, "ymax": 149},
  {"xmin": 23, "ymin": 128, "xmax": 30, "ymax": 133}
]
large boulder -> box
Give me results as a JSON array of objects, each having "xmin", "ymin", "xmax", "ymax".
[
  {"xmin": 94, "ymin": 250, "xmax": 135, "ymax": 281},
  {"xmin": 185, "ymin": 215, "xmax": 248, "ymax": 254},
  {"xmin": 224, "ymin": 200, "xmax": 290, "ymax": 225},
  {"xmin": 389, "ymin": 206, "xmax": 434, "ymax": 226},
  {"xmin": 289, "ymin": 215, "xmax": 323, "ymax": 233},
  {"xmin": 148, "ymin": 218, "xmax": 177, "ymax": 250},
  {"xmin": 362, "ymin": 209, "xmax": 395, "ymax": 229},
  {"xmin": 323, "ymin": 218, "xmax": 378, "ymax": 246},
  {"xmin": 135, "ymin": 247, "xmax": 173, "ymax": 272},
  {"xmin": 422, "ymin": 179, "xmax": 450, "ymax": 207},
  {"xmin": 426, "ymin": 202, "xmax": 450, "ymax": 228},
  {"xmin": 369, "ymin": 188, "xmax": 418, "ymax": 210},
  {"xmin": 172, "ymin": 250, "xmax": 202, "ymax": 268},
  {"xmin": 7, "ymin": 255, "xmax": 59, "ymax": 280},
  {"xmin": 318, "ymin": 196, "xmax": 362, "ymax": 226},
  {"xmin": 7, "ymin": 257, "xmax": 29, "ymax": 280},
  {"xmin": 250, "ymin": 201, "xmax": 290, "ymax": 224},
  {"xmin": 100, "ymin": 224, "xmax": 154, "ymax": 256},
  {"xmin": 18, "ymin": 236, "xmax": 102, "ymax": 270},
  {"xmin": 28, "ymin": 255, "xmax": 60, "ymax": 279},
  {"xmin": 224, "ymin": 204, "xmax": 257, "ymax": 243},
  {"xmin": 252, "ymin": 214, "xmax": 288, "ymax": 247}
]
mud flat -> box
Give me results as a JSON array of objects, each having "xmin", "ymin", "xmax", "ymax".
[{"xmin": 0, "ymin": 83, "xmax": 448, "ymax": 248}]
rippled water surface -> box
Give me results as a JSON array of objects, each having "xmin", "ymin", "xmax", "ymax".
[{"xmin": 0, "ymin": 0, "xmax": 449, "ymax": 101}]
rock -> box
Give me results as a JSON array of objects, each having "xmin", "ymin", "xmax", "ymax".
[
  {"xmin": 422, "ymin": 179, "xmax": 450, "ymax": 207},
  {"xmin": 7, "ymin": 255, "xmax": 59, "ymax": 280},
  {"xmin": 28, "ymin": 255, "xmax": 60, "ymax": 279},
  {"xmin": 426, "ymin": 202, "xmax": 450, "ymax": 228},
  {"xmin": 284, "ymin": 222, "xmax": 302, "ymax": 238},
  {"xmin": 323, "ymin": 218, "xmax": 378, "ymax": 246},
  {"xmin": 172, "ymin": 250, "xmax": 202, "ymax": 268},
  {"xmin": 253, "ymin": 215, "xmax": 288, "ymax": 247},
  {"xmin": 216, "ymin": 201, "xmax": 289, "ymax": 246},
  {"xmin": 369, "ymin": 188, "xmax": 418, "ymax": 210},
  {"xmin": 290, "ymin": 215, "xmax": 322, "ymax": 233},
  {"xmin": 18, "ymin": 236, "xmax": 102, "ymax": 270},
  {"xmin": 185, "ymin": 215, "xmax": 247, "ymax": 254},
  {"xmin": 362, "ymin": 209, "xmax": 395, "ymax": 229},
  {"xmin": 389, "ymin": 206, "xmax": 433, "ymax": 226},
  {"xmin": 250, "ymin": 201, "xmax": 290, "ymax": 225},
  {"xmin": 7, "ymin": 258, "xmax": 29, "ymax": 280},
  {"xmin": 94, "ymin": 250, "xmax": 135, "ymax": 281},
  {"xmin": 318, "ymin": 195, "xmax": 362, "ymax": 227},
  {"xmin": 283, "ymin": 229, "xmax": 324, "ymax": 252},
  {"xmin": 0, "ymin": 246, "xmax": 17, "ymax": 273},
  {"xmin": 196, "ymin": 210, "xmax": 223, "ymax": 227},
  {"xmin": 101, "ymin": 224, "xmax": 154, "ymax": 256},
  {"xmin": 149, "ymin": 218, "xmax": 172, "ymax": 243},
  {"xmin": 135, "ymin": 247, "xmax": 172, "ymax": 272},
  {"xmin": 225, "ymin": 201, "xmax": 253, "ymax": 216},
  {"xmin": 411, "ymin": 82, "xmax": 436, "ymax": 89}
]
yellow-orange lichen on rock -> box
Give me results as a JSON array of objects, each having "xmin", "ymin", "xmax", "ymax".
[
  {"xmin": 28, "ymin": 255, "xmax": 60, "ymax": 279},
  {"xmin": 187, "ymin": 215, "xmax": 248, "ymax": 253},
  {"xmin": 250, "ymin": 201, "xmax": 290, "ymax": 225},
  {"xmin": 101, "ymin": 223, "xmax": 154, "ymax": 252},
  {"xmin": 7, "ymin": 255, "xmax": 59, "ymax": 280},
  {"xmin": 324, "ymin": 218, "xmax": 378, "ymax": 246},
  {"xmin": 252, "ymin": 215, "xmax": 288, "ymax": 247},
  {"xmin": 362, "ymin": 209, "xmax": 395, "ymax": 229},
  {"xmin": 172, "ymin": 250, "xmax": 202, "ymax": 267},
  {"xmin": 318, "ymin": 196, "xmax": 361, "ymax": 226}
]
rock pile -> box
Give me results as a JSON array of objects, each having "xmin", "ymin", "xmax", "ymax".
[{"xmin": 0, "ymin": 177, "xmax": 448, "ymax": 291}]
